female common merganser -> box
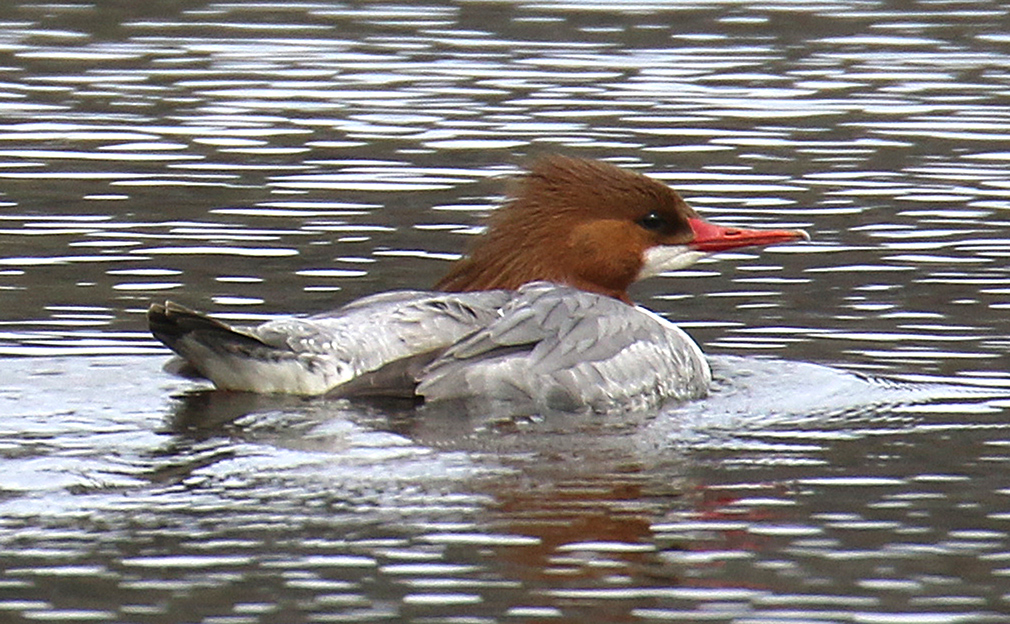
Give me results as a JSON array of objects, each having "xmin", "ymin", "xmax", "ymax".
[{"xmin": 150, "ymin": 156, "xmax": 808, "ymax": 412}]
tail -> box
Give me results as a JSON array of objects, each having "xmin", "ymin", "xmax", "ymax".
[
  {"xmin": 149, "ymin": 301, "xmax": 268, "ymax": 354},
  {"xmin": 148, "ymin": 301, "xmax": 328, "ymax": 394}
]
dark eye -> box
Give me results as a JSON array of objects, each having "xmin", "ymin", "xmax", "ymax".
[{"xmin": 637, "ymin": 211, "xmax": 667, "ymax": 232}]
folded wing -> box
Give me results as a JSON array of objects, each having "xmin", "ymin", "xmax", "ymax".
[{"xmin": 417, "ymin": 282, "xmax": 711, "ymax": 412}]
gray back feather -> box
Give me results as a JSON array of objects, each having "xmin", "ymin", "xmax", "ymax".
[{"xmin": 248, "ymin": 289, "xmax": 511, "ymax": 395}]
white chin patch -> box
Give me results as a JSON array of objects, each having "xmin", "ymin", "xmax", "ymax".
[{"xmin": 637, "ymin": 245, "xmax": 708, "ymax": 280}]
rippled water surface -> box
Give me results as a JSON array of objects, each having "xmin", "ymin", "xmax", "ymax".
[{"xmin": 3, "ymin": 1, "xmax": 1010, "ymax": 622}]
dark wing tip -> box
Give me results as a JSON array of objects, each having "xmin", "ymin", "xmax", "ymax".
[
  {"xmin": 148, "ymin": 300, "xmax": 238, "ymax": 350},
  {"xmin": 147, "ymin": 300, "xmax": 175, "ymax": 346}
]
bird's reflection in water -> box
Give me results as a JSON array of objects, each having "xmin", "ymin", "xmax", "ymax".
[
  {"xmin": 167, "ymin": 389, "xmax": 348, "ymax": 438},
  {"xmin": 164, "ymin": 384, "xmax": 659, "ymax": 459},
  {"xmin": 158, "ymin": 384, "xmax": 693, "ymax": 595}
]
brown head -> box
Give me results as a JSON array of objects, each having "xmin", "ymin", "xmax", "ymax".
[{"xmin": 436, "ymin": 155, "xmax": 808, "ymax": 303}]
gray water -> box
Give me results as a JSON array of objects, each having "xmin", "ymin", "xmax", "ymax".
[{"xmin": 2, "ymin": 1, "xmax": 1010, "ymax": 622}]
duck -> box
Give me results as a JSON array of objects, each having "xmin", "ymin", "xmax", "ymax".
[{"xmin": 149, "ymin": 155, "xmax": 808, "ymax": 412}]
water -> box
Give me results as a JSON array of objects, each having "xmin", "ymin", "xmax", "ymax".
[{"xmin": 2, "ymin": 0, "xmax": 1010, "ymax": 622}]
